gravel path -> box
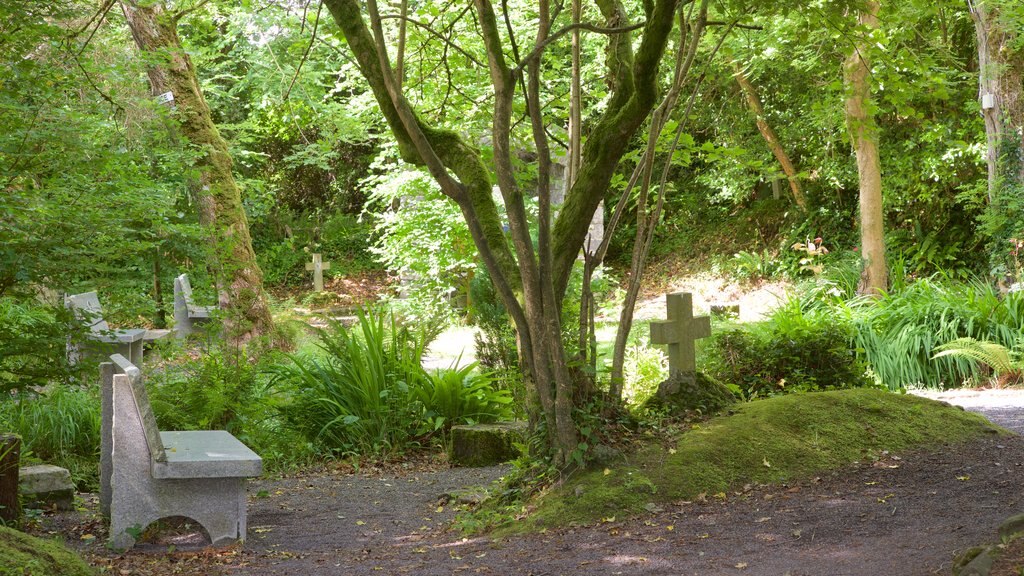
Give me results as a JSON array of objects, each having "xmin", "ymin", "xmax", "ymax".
[{"xmin": 912, "ymin": 388, "xmax": 1024, "ymax": 434}]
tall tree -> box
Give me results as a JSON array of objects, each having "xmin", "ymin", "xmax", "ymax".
[
  {"xmin": 118, "ymin": 0, "xmax": 274, "ymax": 344},
  {"xmin": 323, "ymin": 0, "xmax": 680, "ymax": 465},
  {"xmin": 968, "ymin": 0, "xmax": 1024, "ymax": 197},
  {"xmin": 844, "ymin": 0, "xmax": 887, "ymax": 295}
]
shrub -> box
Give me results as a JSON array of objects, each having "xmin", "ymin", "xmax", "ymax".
[
  {"xmin": 702, "ymin": 300, "xmax": 874, "ymax": 399},
  {"xmin": 0, "ymin": 300, "xmax": 83, "ymax": 393},
  {"xmin": 622, "ymin": 339, "xmax": 668, "ymax": 407},
  {"xmin": 416, "ymin": 363, "xmax": 514, "ymax": 435},
  {"xmin": 147, "ymin": 346, "xmax": 259, "ymax": 432},
  {"xmin": 267, "ymin": 308, "xmax": 430, "ymax": 457}
]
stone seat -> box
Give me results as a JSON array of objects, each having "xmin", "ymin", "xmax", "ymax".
[
  {"xmin": 100, "ymin": 354, "xmax": 261, "ymax": 550},
  {"xmin": 173, "ymin": 274, "xmax": 214, "ymax": 338},
  {"xmin": 65, "ymin": 291, "xmax": 153, "ymax": 367}
]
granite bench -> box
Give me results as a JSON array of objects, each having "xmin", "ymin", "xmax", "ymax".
[
  {"xmin": 100, "ymin": 354, "xmax": 261, "ymax": 550},
  {"xmin": 173, "ymin": 274, "xmax": 214, "ymax": 338},
  {"xmin": 65, "ymin": 291, "xmax": 148, "ymax": 367}
]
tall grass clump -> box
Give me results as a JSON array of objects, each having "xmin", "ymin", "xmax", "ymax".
[
  {"xmin": 0, "ymin": 385, "xmax": 100, "ymax": 488},
  {"xmin": 842, "ymin": 278, "xmax": 1024, "ymax": 389},
  {"xmin": 268, "ymin": 308, "xmax": 430, "ymax": 457}
]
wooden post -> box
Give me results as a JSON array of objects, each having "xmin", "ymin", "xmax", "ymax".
[{"xmin": 0, "ymin": 434, "xmax": 21, "ymax": 524}]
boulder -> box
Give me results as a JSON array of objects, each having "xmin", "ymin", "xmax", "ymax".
[{"xmin": 450, "ymin": 421, "xmax": 527, "ymax": 467}]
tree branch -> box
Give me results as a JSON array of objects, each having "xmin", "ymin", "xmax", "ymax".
[
  {"xmin": 514, "ymin": 21, "xmax": 645, "ymax": 74},
  {"xmin": 378, "ymin": 13, "xmax": 484, "ymax": 68}
]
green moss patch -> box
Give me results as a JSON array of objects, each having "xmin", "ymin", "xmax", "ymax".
[
  {"xmin": 0, "ymin": 526, "xmax": 94, "ymax": 576},
  {"xmin": 524, "ymin": 389, "xmax": 1003, "ymax": 531}
]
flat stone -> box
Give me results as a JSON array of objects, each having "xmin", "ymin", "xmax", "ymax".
[
  {"xmin": 999, "ymin": 513, "xmax": 1024, "ymax": 539},
  {"xmin": 19, "ymin": 465, "xmax": 74, "ymax": 510},
  {"xmin": 957, "ymin": 546, "xmax": 996, "ymax": 576},
  {"xmin": 450, "ymin": 421, "xmax": 527, "ymax": 467}
]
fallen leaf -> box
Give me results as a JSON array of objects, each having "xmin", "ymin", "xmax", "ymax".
[
  {"xmin": 957, "ymin": 475, "xmax": 970, "ymax": 481},
  {"xmin": 762, "ymin": 457, "xmax": 771, "ymax": 468},
  {"xmin": 736, "ymin": 562, "xmax": 748, "ymax": 569}
]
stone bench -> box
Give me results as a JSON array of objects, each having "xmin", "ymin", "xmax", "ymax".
[
  {"xmin": 100, "ymin": 354, "xmax": 261, "ymax": 550},
  {"xmin": 65, "ymin": 291, "xmax": 149, "ymax": 367},
  {"xmin": 173, "ymin": 274, "xmax": 214, "ymax": 338}
]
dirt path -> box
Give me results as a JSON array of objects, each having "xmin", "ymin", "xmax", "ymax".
[
  {"xmin": 46, "ymin": 392, "xmax": 1023, "ymax": 575},
  {"xmin": 222, "ymin": 397, "xmax": 1024, "ymax": 576}
]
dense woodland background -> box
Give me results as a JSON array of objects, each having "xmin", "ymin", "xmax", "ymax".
[{"xmin": 1, "ymin": 0, "xmax": 1023, "ymax": 472}]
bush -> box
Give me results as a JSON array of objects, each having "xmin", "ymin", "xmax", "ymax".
[
  {"xmin": 0, "ymin": 300, "xmax": 82, "ymax": 393},
  {"xmin": 417, "ymin": 363, "xmax": 513, "ymax": 434},
  {"xmin": 268, "ymin": 308, "xmax": 430, "ymax": 457},
  {"xmin": 622, "ymin": 339, "xmax": 668, "ymax": 407},
  {"xmin": 702, "ymin": 300, "xmax": 874, "ymax": 399}
]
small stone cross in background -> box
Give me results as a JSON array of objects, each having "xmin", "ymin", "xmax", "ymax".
[
  {"xmin": 650, "ymin": 292, "xmax": 711, "ymax": 375},
  {"xmin": 305, "ymin": 253, "xmax": 331, "ymax": 292}
]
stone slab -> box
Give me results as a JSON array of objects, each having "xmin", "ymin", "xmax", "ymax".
[
  {"xmin": 19, "ymin": 465, "xmax": 74, "ymax": 510},
  {"xmin": 154, "ymin": 431, "xmax": 263, "ymax": 479},
  {"xmin": 450, "ymin": 421, "xmax": 527, "ymax": 467}
]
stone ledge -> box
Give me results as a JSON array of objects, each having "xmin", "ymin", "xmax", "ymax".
[
  {"xmin": 449, "ymin": 421, "xmax": 527, "ymax": 467},
  {"xmin": 19, "ymin": 465, "xmax": 74, "ymax": 510}
]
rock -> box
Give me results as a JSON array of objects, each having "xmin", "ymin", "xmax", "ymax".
[
  {"xmin": 0, "ymin": 525, "xmax": 94, "ymax": 576},
  {"xmin": 644, "ymin": 371, "xmax": 736, "ymax": 415},
  {"xmin": 957, "ymin": 547, "xmax": 996, "ymax": 576},
  {"xmin": 999, "ymin": 513, "xmax": 1024, "ymax": 539},
  {"xmin": 449, "ymin": 421, "xmax": 527, "ymax": 467},
  {"xmin": 19, "ymin": 465, "xmax": 74, "ymax": 511}
]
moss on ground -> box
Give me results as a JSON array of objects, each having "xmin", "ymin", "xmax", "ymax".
[
  {"xmin": 522, "ymin": 389, "xmax": 1004, "ymax": 531},
  {"xmin": 0, "ymin": 525, "xmax": 94, "ymax": 576}
]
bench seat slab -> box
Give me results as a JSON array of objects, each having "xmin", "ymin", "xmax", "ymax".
[{"xmin": 154, "ymin": 431, "xmax": 262, "ymax": 479}]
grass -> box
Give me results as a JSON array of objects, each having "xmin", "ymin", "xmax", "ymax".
[{"xmin": 516, "ymin": 389, "xmax": 1002, "ymax": 531}]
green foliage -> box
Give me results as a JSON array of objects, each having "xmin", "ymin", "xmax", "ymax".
[
  {"xmin": 268, "ymin": 308, "xmax": 430, "ymax": 456},
  {"xmin": 844, "ymin": 278, "xmax": 1024, "ymax": 389},
  {"xmin": 521, "ymin": 389, "xmax": 1002, "ymax": 531},
  {"xmin": 366, "ymin": 167, "xmax": 476, "ymax": 325},
  {"xmin": 269, "ymin": 307, "xmax": 514, "ymax": 457},
  {"xmin": 0, "ymin": 300, "xmax": 83, "ymax": 393},
  {"xmin": 416, "ymin": 363, "xmax": 513, "ymax": 434},
  {"xmin": 147, "ymin": 346, "xmax": 259, "ymax": 432},
  {"xmin": 622, "ymin": 339, "xmax": 668, "ymax": 407},
  {"xmin": 932, "ymin": 337, "xmax": 1023, "ymax": 381},
  {"xmin": 702, "ymin": 300, "xmax": 874, "ymax": 399},
  {"xmin": 0, "ymin": 385, "xmax": 101, "ymax": 489}
]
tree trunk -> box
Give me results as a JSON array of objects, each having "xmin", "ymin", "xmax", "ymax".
[
  {"xmin": 119, "ymin": 0, "xmax": 274, "ymax": 345},
  {"xmin": 844, "ymin": 0, "xmax": 887, "ymax": 296},
  {"xmin": 0, "ymin": 434, "xmax": 20, "ymax": 524},
  {"xmin": 733, "ymin": 63, "xmax": 807, "ymax": 211},
  {"xmin": 969, "ymin": 0, "xmax": 1024, "ymax": 195},
  {"xmin": 323, "ymin": 0, "xmax": 680, "ymax": 466}
]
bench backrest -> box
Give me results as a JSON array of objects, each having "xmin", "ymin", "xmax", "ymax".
[
  {"xmin": 65, "ymin": 291, "xmax": 109, "ymax": 333},
  {"xmin": 175, "ymin": 274, "xmax": 198, "ymax": 310},
  {"xmin": 107, "ymin": 354, "xmax": 167, "ymax": 463}
]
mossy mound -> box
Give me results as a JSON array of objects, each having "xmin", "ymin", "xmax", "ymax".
[
  {"xmin": 643, "ymin": 371, "xmax": 736, "ymax": 415},
  {"xmin": 523, "ymin": 389, "xmax": 1004, "ymax": 531},
  {"xmin": 0, "ymin": 526, "xmax": 94, "ymax": 576}
]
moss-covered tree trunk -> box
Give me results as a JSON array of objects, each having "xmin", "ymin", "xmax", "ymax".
[
  {"xmin": 119, "ymin": 0, "xmax": 273, "ymax": 344},
  {"xmin": 844, "ymin": 0, "xmax": 887, "ymax": 296},
  {"xmin": 323, "ymin": 0, "xmax": 679, "ymax": 466}
]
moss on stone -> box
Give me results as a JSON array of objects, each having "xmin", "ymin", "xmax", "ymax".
[
  {"xmin": 0, "ymin": 526, "xmax": 94, "ymax": 576},
  {"xmin": 519, "ymin": 389, "xmax": 1005, "ymax": 532},
  {"xmin": 643, "ymin": 371, "xmax": 736, "ymax": 415},
  {"xmin": 450, "ymin": 422, "xmax": 527, "ymax": 467}
]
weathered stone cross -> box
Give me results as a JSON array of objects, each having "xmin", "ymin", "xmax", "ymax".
[
  {"xmin": 650, "ymin": 292, "xmax": 711, "ymax": 375},
  {"xmin": 305, "ymin": 253, "xmax": 331, "ymax": 292}
]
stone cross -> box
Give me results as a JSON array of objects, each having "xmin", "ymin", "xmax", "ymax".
[
  {"xmin": 650, "ymin": 292, "xmax": 711, "ymax": 375},
  {"xmin": 305, "ymin": 253, "xmax": 331, "ymax": 292}
]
